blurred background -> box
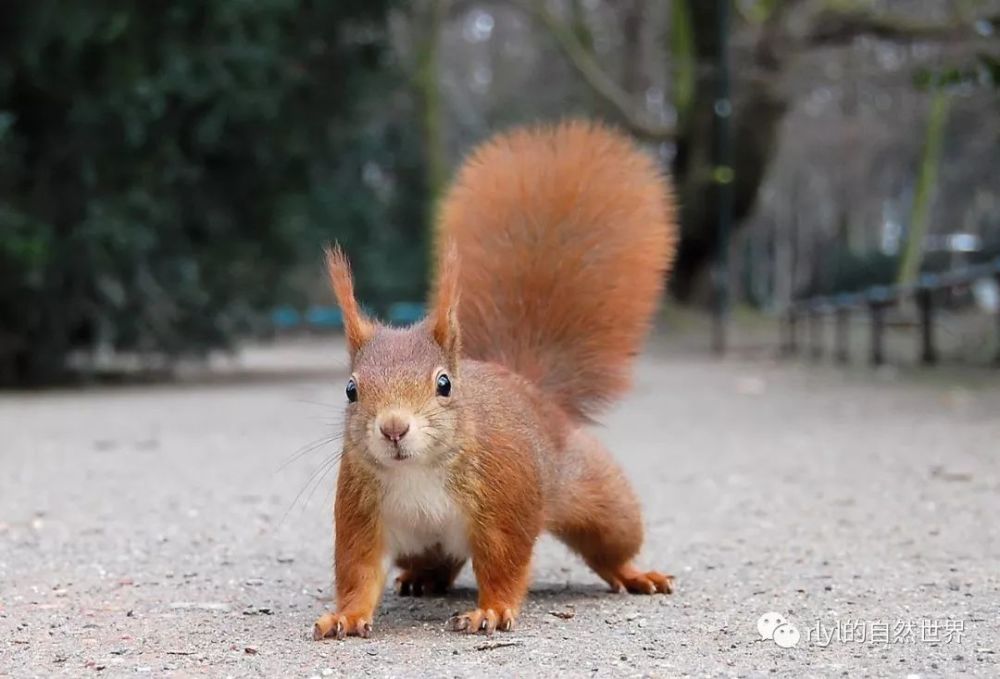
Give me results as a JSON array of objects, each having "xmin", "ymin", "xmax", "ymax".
[{"xmin": 1, "ymin": 0, "xmax": 998, "ymax": 386}]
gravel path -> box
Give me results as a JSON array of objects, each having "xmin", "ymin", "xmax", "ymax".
[{"xmin": 2, "ymin": 340, "xmax": 998, "ymax": 677}]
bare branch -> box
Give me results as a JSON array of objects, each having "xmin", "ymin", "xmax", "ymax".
[
  {"xmin": 805, "ymin": 7, "xmax": 991, "ymax": 46},
  {"xmin": 508, "ymin": 0, "xmax": 674, "ymax": 140},
  {"xmin": 753, "ymin": 0, "xmax": 808, "ymax": 70}
]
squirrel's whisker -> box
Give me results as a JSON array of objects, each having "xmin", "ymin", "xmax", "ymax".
[
  {"xmin": 276, "ymin": 433, "xmax": 343, "ymax": 473},
  {"xmin": 280, "ymin": 451, "xmax": 343, "ymax": 526}
]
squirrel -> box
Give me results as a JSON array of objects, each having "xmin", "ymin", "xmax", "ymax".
[{"xmin": 313, "ymin": 120, "xmax": 678, "ymax": 640}]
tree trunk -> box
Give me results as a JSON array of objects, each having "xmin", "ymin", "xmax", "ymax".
[
  {"xmin": 414, "ymin": 0, "xmax": 447, "ymax": 219},
  {"xmin": 670, "ymin": 0, "xmax": 788, "ymax": 302},
  {"xmin": 897, "ymin": 89, "xmax": 950, "ymax": 287},
  {"xmin": 620, "ymin": 0, "xmax": 644, "ymax": 97}
]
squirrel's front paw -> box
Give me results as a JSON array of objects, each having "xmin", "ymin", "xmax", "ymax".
[
  {"xmin": 313, "ymin": 612, "xmax": 373, "ymax": 640},
  {"xmin": 447, "ymin": 607, "xmax": 515, "ymax": 635}
]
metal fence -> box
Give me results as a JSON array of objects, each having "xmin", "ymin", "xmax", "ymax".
[{"xmin": 781, "ymin": 258, "xmax": 1000, "ymax": 366}]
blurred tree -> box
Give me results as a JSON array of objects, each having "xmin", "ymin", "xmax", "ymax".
[
  {"xmin": 895, "ymin": 52, "xmax": 999, "ymax": 287},
  {"xmin": 897, "ymin": 88, "xmax": 951, "ymax": 287},
  {"xmin": 509, "ymin": 0, "xmax": 998, "ymax": 301},
  {"xmin": 514, "ymin": 0, "xmax": 672, "ymax": 140},
  {"xmin": 0, "ymin": 0, "xmax": 426, "ymax": 385},
  {"xmin": 412, "ymin": 0, "xmax": 448, "ymax": 213}
]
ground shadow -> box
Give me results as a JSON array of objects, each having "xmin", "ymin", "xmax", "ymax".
[{"xmin": 378, "ymin": 582, "xmax": 624, "ymax": 629}]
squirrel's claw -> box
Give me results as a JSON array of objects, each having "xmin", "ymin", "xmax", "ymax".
[
  {"xmin": 397, "ymin": 578, "xmax": 416, "ymax": 597},
  {"xmin": 649, "ymin": 572, "xmax": 674, "ymax": 594}
]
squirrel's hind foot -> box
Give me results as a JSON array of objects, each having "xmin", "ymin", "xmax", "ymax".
[
  {"xmin": 604, "ymin": 565, "xmax": 675, "ymax": 595},
  {"xmin": 395, "ymin": 569, "xmax": 454, "ymax": 597}
]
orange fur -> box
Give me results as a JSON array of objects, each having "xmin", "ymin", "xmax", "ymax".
[
  {"xmin": 313, "ymin": 455, "xmax": 384, "ymax": 640},
  {"xmin": 434, "ymin": 120, "xmax": 677, "ymax": 421},
  {"xmin": 325, "ymin": 245, "xmax": 374, "ymax": 356},
  {"xmin": 429, "ymin": 243, "xmax": 461, "ymax": 368},
  {"xmin": 313, "ymin": 121, "xmax": 676, "ymax": 641}
]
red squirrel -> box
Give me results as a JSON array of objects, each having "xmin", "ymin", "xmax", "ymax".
[{"xmin": 313, "ymin": 121, "xmax": 677, "ymax": 640}]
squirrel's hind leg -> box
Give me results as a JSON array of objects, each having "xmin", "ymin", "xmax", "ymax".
[
  {"xmin": 394, "ymin": 549, "xmax": 465, "ymax": 597},
  {"xmin": 548, "ymin": 430, "xmax": 674, "ymax": 595}
]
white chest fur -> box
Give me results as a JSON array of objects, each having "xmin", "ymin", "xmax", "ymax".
[{"xmin": 378, "ymin": 465, "xmax": 470, "ymax": 560}]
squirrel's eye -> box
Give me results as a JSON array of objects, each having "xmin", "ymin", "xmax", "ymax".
[
  {"xmin": 436, "ymin": 373, "xmax": 452, "ymax": 397},
  {"xmin": 346, "ymin": 378, "xmax": 358, "ymax": 403}
]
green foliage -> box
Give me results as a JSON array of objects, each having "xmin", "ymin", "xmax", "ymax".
[
  {"xmin": 897, "ymin": 89, "xmax": 950, "ymax": 287},
  {"xmin": 0, "ymin": 1, "xmax": 427, "ymax": 385},
  {"xmin": 914, "ymin": 53, "xmax": 1000, "ymax": 91},
  {"xmin": 669, "ymin": 0, "xmax": 695, "ymax": 124},
  {"xmin": 734, "ymin": 0, "xmax": 780, "ymax": 25}
]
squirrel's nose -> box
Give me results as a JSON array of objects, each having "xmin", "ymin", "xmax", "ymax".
[{"xmin": 379, "ymin": 416, "xmax": 410, "ymax": 444}]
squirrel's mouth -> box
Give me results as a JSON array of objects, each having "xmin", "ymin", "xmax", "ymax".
[
  {"xmin": 388, "ymin": 446, "xmax": 411, "ymax": 462},
  {"xmin": 372, "ymin": 437, "xmax": 416, "ymax": 465}
]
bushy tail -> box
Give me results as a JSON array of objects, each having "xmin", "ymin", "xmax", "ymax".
[{"xmin": 433, "ymin": 121, "xmax": 677, "ymax": 421}]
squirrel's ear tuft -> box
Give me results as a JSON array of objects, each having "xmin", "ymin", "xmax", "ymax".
[
  {"xmin": 324, "ymin": 244, "xmax": 374, "ymax": 357},
  {"xmin": 430, "ymin": 242, "xmax": 461, "ymax": 361}
]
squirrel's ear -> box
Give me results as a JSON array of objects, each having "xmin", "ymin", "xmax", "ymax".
[
  {"xmin": 430, "ymin": 243, "xmax": 461, "ymax": 361},
  {"xmin": 324, "ymin": 244, "xmax": 374, "ymax": 357}
]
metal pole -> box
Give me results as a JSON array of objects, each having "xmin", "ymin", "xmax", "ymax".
[
  {"xmin": 780, "ymin": 310, "xmax": 790, "ymax": 355},
  {"xmin": 834, "ymin": 307, "xmax": 849, "ymax": 363},
  {"xmin": 787, "ymin": 308, "xmax": 798, "ymax": 356},
  {"xmin": 917, "ymin": 287, "xmax": 937, "ymax": 365},
  {"xmin": 711, "ymin": 0, "xmax": 732, "ymax": 356},
  {"xmin": 995, "ymin": 272, "xmax": 1000, "ymax": 366},
  {"xmin": 870, "ymin": 302, "xmax": 885, "ymax": 366},
  {"xmin": 809, "ymin": 308, "xmax": 822, "ymax": 360}
]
